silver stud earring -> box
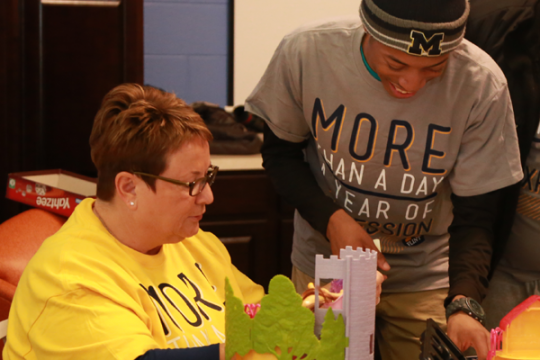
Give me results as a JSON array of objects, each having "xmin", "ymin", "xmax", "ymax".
[{"xmin": 130, "ymin": 202, "xmax": 135, "ymax": 206}]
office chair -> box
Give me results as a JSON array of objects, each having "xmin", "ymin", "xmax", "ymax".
[{"xmin": 0, "ymin": 208, "xmax": 66, "ymax": 357}]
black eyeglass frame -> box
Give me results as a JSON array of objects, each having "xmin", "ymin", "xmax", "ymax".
[{"xmin": 132, "ymin": 165, "xmax": 219, "ymax": 196}]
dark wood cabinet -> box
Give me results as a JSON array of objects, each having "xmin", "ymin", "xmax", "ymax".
[
  {"xmin": 0, "ymin": 0, "xmax": 143, "ymax": 223},
  {"xmin": 201, "ymin": 170, "xmax": 294, "ymax": 289}
]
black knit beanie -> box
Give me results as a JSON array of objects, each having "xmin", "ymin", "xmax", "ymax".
[{"xmin": 359, "ymin": 0, "xmax": 470, "ymax": 56}]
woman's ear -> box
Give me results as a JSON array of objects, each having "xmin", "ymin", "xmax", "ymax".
[{"xmin": 115, "ymin": 172, "xmax": 138, "ymax": 209}]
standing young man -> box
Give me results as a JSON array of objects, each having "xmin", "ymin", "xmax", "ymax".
[{"xmin": 245, "ymin": 0, "xmax": 523, "ymax": 359}]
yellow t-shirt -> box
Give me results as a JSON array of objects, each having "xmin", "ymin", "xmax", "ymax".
[{"xmin": 3, "ymin": 198, "xmax": 264, "ymax": 360}]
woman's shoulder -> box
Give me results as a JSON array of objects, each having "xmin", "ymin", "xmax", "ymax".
[{"xmin": 24, "ymin": 207, "xmax": 130, "ymax": 293}]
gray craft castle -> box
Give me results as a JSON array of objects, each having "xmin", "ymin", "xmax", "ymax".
[{"xmin": 314, "ymin": 246, "xmax": 378, "ymax": 360}]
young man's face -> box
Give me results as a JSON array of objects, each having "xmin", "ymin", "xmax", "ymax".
[{"xmin": 362, "ymin": 33, "xmax": 451, "ymax": 99}]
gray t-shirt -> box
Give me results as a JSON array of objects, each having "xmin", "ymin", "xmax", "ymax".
[
  {"xmin": 246, "ymin": 16, "xmax": 522, "ymax": 292},
  {"xmin": 499, "ymin": 121, "xmax": 540, "ymax": 282}
]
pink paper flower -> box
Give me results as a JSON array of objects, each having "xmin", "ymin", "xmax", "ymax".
[{"xmin": 244, "ymin": 303, "xmax": 261, "ymax": 319}]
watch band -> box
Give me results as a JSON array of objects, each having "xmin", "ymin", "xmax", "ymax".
[{"xmin": 445, "ymin": 297, "xmax": 485, "ymax": 324}]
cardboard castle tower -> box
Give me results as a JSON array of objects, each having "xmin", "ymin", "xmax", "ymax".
[{"xmin": 314, "ymin": 246, "xmax": 378, "ymax": 360}]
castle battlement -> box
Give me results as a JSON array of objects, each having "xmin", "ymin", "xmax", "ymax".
[{"xmin": 314, "ymin": 246, "xmax": 378, "ymax": 360}]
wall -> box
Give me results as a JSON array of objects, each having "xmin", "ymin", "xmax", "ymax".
[
  {"xmin": 233, "ymin": 0, "xmax": 359, "ymax": 106},
  {"xmin": 144, "ymin": 0, "xmax": 228, "ymax": 107}
]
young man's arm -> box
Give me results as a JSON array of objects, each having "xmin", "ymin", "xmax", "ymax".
[
  {"xmin": 446, "ymin": 190, "xmax": 501, "ymax": 358},
  {"xmin": 446, "ymin": 190, "xmax": 501, "ymax": 305},
  {"xmin": 261, "ymin": 125, "xmax": 339, "ymax": 236},
  {"xmin": 261, "ymin": 125, "xmax": 389, "ymax": 269}
]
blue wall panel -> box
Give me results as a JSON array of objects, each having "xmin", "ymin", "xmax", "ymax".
[
  {"xmin": 188, "ymin": 55, "xmax": 228, "ymax": 105},
  {"xmin": 144, "ymin": 55, "xmax": 188, "ymax": 96},
  {"xmin": 144, "ymin": 0, "xmax": 228, "ymax": 106}
]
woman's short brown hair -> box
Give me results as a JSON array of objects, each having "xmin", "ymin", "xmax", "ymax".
[{"xmin": 90, "ymin": 83, "xmax": 212, "ymax": 201}]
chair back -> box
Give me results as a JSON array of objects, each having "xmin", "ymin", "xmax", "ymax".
[
  {"xmin": 0, "ymin": 209, "xmax": 65, "ymax": 359},
  {"xmin": 0, "ymin": 209, "xmax": 66, "ymax": 319}
]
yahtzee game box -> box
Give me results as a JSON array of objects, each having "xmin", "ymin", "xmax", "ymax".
[{"xmin": 6, "ymin": 169, "xmax": 97, "ymax": 217}]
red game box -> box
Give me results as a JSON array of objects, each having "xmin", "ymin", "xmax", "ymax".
[{"xmin": 6, "ymin": 169, "xmax": 97, "ymax": 217}]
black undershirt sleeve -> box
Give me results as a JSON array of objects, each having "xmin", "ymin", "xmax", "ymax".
[
  {"xmin": 261, "ymin": 125, "xmax": 341, "ymax": 237},
  {"xmin": 135, "ymin": 344, "xmax": 219, "ymax": 360},
  {"xmin": 445, "ymin": 189, "xmax": 501, "ymax": 307}
]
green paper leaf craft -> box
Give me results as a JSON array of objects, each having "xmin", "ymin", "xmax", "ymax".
[
  {"xmin": 252, "ymin": 275, "xmax": 319, "ymax": 360},
  {"xmin": 225, "ymin": 275, "xmax": 348, "ymax": 360},
  {"xmin": 225, "ymin": 278, "xmax": 254, "ymax": 360},
  {"xmin": 314, "ymin": 309, "xmax": 349, "ymax": 360}
]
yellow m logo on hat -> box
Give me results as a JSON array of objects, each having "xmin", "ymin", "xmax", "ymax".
[{"xmin": 407, "ymin": 30, "xmax": 445, "ymax": 56}]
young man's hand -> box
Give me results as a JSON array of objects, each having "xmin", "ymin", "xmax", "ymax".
[
  {"xmin": 376, "ymin": 271, "xmax": 386, "ymax": 304},
  {"xmin": 327, "ymin": 209, "xmax": 390, "ymax": 271},
  {"xmin": 446, "ymin": 298, "xmax": 490, "ymax": 360}
]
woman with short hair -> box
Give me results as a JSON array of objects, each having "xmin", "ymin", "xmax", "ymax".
[{"xmin": 3, "ymin": 84, "xmax": 264, "ymax": 360}]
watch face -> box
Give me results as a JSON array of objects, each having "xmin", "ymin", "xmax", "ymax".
[{"xmin": 467, "ymin": 298, "xmax": 485, "ymax": 317}]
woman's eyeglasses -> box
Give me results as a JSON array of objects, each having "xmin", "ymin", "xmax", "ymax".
[{"xmin": 132, "ymin": 165, "xmax": 219, "ymax": 196}]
